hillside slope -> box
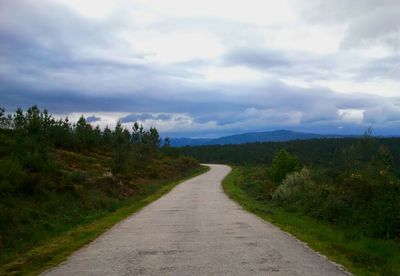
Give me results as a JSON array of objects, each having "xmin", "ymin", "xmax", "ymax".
[{"xmin": 171, "ymin": 130, "xmax": 343, "ymax": 147}]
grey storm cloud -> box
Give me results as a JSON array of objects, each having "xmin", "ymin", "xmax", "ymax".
[
  {"xmin": 119, "ymin": 113, "xmax": 173, "ymax": 123},
  {"xmin": 300, "ymin": 0, "xmax": 396, "ymax": 23},
  {"xmin": 224, "ymin": 48, "xmax": 289, "ymax": 69},
  {"xmin": 363, "ymin": 104, "xmax": 400, "ymax": 124},
  {"xmin": 299, "ymin": 0, "xmax": 400, "ymax": 50},
  {"xmin": 340, "ymin": 6, "xmax": 400, "ymax": 50},
  {"xmin": 223, "ymin": 48, "xmax": 354, "ymax": 82},
  {"xmin": 356, "ymin": 55, "xmax": 400, "ymax": 81}
]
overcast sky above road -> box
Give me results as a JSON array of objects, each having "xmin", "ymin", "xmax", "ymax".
[{"xmin": 1, "ymin": 0, "xmax": 400, "ymax": 137}]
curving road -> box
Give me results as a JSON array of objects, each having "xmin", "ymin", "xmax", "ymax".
[{"xmin": 43, "ymin": 164, "xmax": 348, "ymax": 275}]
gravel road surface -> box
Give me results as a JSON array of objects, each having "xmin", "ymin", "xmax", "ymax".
[{"xmin": 43, "ymin": 164, "xmax": 348, "ymax": 275}]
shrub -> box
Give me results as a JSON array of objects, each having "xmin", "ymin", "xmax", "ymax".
[
  {"xmin": 0, "ymin": 158, "xmax": 27, "ymax": 194},
  {"xmin": 270, "ymin": 149, "xmax": 299, "ymax": 183},
  {"xmin": 273, "ymin": 167, "xmax": 312, "ymax": 201}
]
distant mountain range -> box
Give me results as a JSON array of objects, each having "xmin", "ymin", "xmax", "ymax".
[{"xmin": 170, "ymin": 130, "xmax": 346, "ymax": 147}]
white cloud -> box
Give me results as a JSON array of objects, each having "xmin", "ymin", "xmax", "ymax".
[
  {"xmin": 134, "ymin": 0, "xmax": 296, "ymax": 26},
  {"xmin": 262, "ymin": 24, "xmax": 345, "ymax": 54},
  {"xmin": 338, "ymin": 109, "xmax": 364, "ymax": 123},
  {"xmin": 122, "ymin": 30, "xmax": 225, "ymax": 64}
]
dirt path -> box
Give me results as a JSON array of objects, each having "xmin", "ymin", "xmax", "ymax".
[{"xmin": 43, "ymin": 164, "xmax": 348, "ymax": 275}]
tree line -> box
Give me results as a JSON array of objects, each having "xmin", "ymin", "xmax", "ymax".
[
  {"xmin": 0, "ymin": 106, "xmax": 162, "ymax": 151},
  {"xmin": 0, "ymin": 106, "xmax": 174, "ymax": 174},
  {"xmin": 180, "ymin": 135, "xmax": 400, "ymax": 177}
]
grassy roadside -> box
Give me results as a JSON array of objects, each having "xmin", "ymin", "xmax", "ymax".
[
  {"xmin": 1, "ymin": 165, "xmax": 209, "ymax": 276},
  {"xmin": 222, "ymin": 166, "xmax": 400, "ymax": 276}
]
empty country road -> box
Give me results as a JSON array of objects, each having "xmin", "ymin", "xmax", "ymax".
[{"xmin": 43, "ymin": 164, "xmax": 348, "ymax": 275}]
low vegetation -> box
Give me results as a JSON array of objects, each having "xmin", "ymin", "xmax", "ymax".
[
  {"xmin": 223, "ymin": 165, "xmax": 400, "ymax": 275},
  {"xmin": 0, "ymin": 106, "xmax": 202, "ymax": 274}
]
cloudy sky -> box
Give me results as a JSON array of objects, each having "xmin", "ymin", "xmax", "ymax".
[{"xmin": 1, "ymin": 0, "xmax": 400, "ymax": 137}]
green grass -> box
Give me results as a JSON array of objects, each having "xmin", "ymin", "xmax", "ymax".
[
  {"xmin": 0, "ymin": 165, "xmax": 209, "ymax": 275},
  {"xmin": 222, "ymin": 166, "xmax": 400, "ymax": 276}
]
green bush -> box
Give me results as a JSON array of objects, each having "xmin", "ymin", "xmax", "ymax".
[
  {"xmin": 270, "ymin": 149, "xmax": 299, "ymax": 183},
  {"xmin": 0, "ymin": 158, "xmax": 27, "ymax": 194}
]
